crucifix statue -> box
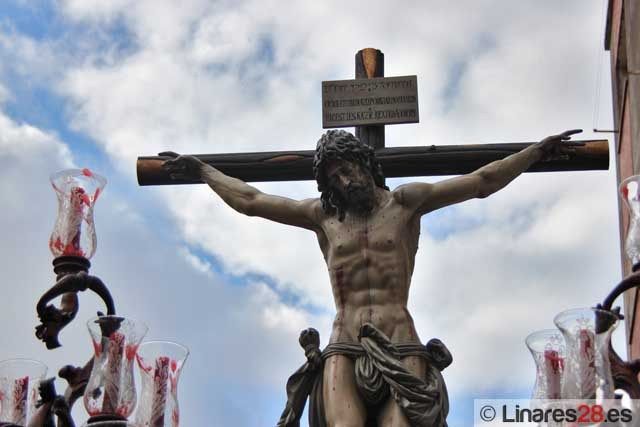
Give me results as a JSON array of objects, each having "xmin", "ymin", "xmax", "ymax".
[
  {"xmin": 157, "ymin": 128, "xmax": 580, "ymax": 427},
  {"xmin": 137, "ymin": 49, "xmax": 608, "ymax": 427}
]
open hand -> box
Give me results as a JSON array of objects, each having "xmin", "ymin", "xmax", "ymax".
[
  {"xmin": 536, "ymin": 129, "xmax": 583, "ymax": 160},
  {"xmin": 159, "ymin": 151, "xmax": 205, "ymax": 181}
]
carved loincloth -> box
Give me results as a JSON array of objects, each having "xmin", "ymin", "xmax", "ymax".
[{"xmin": 277, "ymin": 323, "xmax": 451, "ymax": 427}]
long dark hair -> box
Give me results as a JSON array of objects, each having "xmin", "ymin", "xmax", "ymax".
[{"xmin": 313, "ymin": 130, "xmax": 388, "ymax": 221}]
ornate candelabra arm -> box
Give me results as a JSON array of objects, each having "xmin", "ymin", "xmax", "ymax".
[
  {"xmin": 58, "ymin": 360, "xmax": 94, "ymax": 410},
  {"xmin": 51, "ymin": 396, "xmax": 75, "ymax": 427},
  {"xmin": 601, "ymin": 269, "xmax": 640, "ymax": 312},
  {"xmin": 609, "ymin": 341, "xmax": 640, "ymax": 398},
  {"xmin": 51, "ymin": 257, "xmax": 92, "ymax": 336},
  {"xmin": 35, "ymin": 270, "xmax": 116, "ymax": 349},
  {"xmin": 26, "ymin": 378, "xmax": 57, "ymax": 427},
  {"xmin": 598, "ymin": 270, "xmax": 640, "ymax": 397},
  {"xmin": 18, "ymin": 376, "xmax": 82, "ymax": 427}
]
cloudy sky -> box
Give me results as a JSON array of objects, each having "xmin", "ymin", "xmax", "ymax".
[{"xmin": 0, "ymin": 0, "xmax": 622, "ymax": 425}]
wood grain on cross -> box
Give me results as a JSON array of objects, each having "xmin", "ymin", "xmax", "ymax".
[{"xmin": 136, "ymin": 48, "xmax": 609, "ymax": 186}]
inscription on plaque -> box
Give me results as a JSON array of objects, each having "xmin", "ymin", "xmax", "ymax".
[{"xmin": 322, "ymin": 75, "xmax": 419, "ymax": 128}]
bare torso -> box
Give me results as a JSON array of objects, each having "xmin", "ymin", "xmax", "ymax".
[{"xmin": 314, "ymin": 188, "xmax": 422, "ymax": 344}]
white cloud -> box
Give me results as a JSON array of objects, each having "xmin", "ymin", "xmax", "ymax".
[
  {"xmin": 0, "ymin": 111, "xmax": 72, "ymax": 164},
  {"xmin": 60, "ymin": 0, "xmax": 134, "ymax": 22},
  {"xmin": 178, "ymin": 246, "xmax": 214, "ymax": 277},
  {"xmin": 0, "ymin": 24, "xmax": 63, "ymax": 83},
  {"xmin": 188, "ymin": 8, "xmax": 260, "ymax": 66}
]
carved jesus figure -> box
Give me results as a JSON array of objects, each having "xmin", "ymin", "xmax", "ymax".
[{"xmin": 162, "ymin": 129, "xmax": 580, "ymax": 427}]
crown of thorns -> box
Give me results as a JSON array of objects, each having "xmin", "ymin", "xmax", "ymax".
[{"xmin": 313, "ymin": 130, "xmax": 387, "ymax": 192}]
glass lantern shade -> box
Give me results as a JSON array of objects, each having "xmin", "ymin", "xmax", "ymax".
[
  {"xmin": 0, "ymin": 359, "xmax": 47, "ymax": 426},
  {"xmin": 525, "ymin": 329, "xmax": 565, "ymax": 400},
  {"xmin": 135, "ymin": 341, "xmax": 189, "ymax": 427},
  {"xmin": 554, "ymin": 308, "xmax": 618, "ymax": 400},
  {"xmin": 49, "ymin": 168, "xmax": 106, "ymax": 259},
  {"xmin": 84, "ymin": 316, "xmax": 148, "ymax": 420},
  {"xmin": 620, "ymin": 175, "xmax": 640, "ymax": 268}
]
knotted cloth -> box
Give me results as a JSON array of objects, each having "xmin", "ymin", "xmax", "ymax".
[{"xmin": 277, "ymin": 323, "xmax": 451, "ymax": 427}]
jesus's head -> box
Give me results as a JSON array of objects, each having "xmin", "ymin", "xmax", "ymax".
[{"xmin": 313, "ymin": 130, "xmax": 388, "ymax": 221}]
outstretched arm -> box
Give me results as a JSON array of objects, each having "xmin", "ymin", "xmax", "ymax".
[
  {"xmin": 161, "ymin": 152, "xmax": 321, "ymax": 230},
  {"xmin": 396, "ymin": 130, "xmax": 582, "ymax": 215}
]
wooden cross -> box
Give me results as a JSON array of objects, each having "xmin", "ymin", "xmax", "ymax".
[{"xmin": 136, "ymin": 48, "xmax": 608, "ymax": 186}]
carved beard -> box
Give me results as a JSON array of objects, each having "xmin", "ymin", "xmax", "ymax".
[{"xmin": 344, "ymin": 183, "xmax": 375, "ymax": 216}]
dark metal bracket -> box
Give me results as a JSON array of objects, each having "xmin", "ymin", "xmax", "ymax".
[
  {"xmin": 600, "ymin": 268, "xmax": 640, "ymax": 397},
  {"xmin": 29, "ymin": 256, "xmax": 117, "ymax": 426},
  {"xmin": 35, "ymin": 256, "xmax": 116, "ymax": 349}
]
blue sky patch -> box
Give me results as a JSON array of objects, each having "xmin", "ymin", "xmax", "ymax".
[
  {"xmin": 0, "ymin": 0, "xmax": 62, "ymax": 41},
  {"xmin": 440, "ymin": 60, "xmax": 468, "ymax": 113},
  {"xmin": 423, "ymin": 204, "xmax": 485, "ymax": 241},
  {"xmin": 185, "ymin": 244, "xmax": 330, "ymax": 316}
]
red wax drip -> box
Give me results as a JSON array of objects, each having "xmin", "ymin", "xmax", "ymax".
[
  {"xmin": 544, "ymin": 349, "xmax": 564, "ymax": 373},
  {"xmin": 543, "ymin": 349, "xmax": 563, "ymax": 399},
  {"xmin": 12, "ymin": 376, "xmax": 28, "ymax": 424},
  {"xmin": 102, "ymin": 332, "xmax": 125, "ymax": 414},
  {"xmin": 137, "ymin": 353, "xmax": 153, "ymax": 374},
  {"xmin": 125, "ymin": 344, "xmax": 138, "ymax": 361},
  {"xmin": 151, "ymin": 356, "xmax": 170, "ymax": 427},
  {"xmin": 60, "ymin": 186, "xmax": 89, "ymax": 257},
  {"xmin": 92, "ymin": 339, "xmax": 102, "ymax": 358}
]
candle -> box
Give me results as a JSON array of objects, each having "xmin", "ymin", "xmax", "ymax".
[
  {"xmin": 578, "ymin": 329, "xmax": 596, "ymax": 397},
  {"xmin": 150, "ymin": 356, "xmax": 170, "ymax": 427},
  {"xmin": 50, "ymin": 186, "xmax": 91, "ymax": 257},
  {"xmin": 102, "ymin": 332, "xmax": 125, "ymax": 414}
]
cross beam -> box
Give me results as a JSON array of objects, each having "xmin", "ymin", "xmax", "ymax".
[
  {"xmin": 137, "ymin": 48, "xmax": 608, "ymax": 186},
  {"xmin": 136, "ymin": 140, "xmax": 608, "ymax": 186}
]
